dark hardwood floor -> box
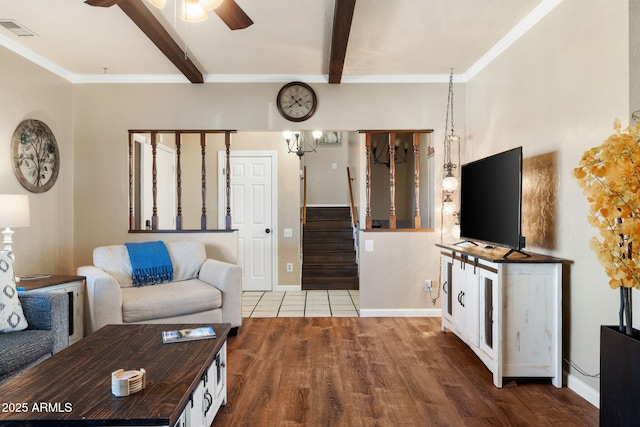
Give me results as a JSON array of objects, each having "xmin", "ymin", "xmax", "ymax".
[{"xmin": 215, "ymin": 317, "xmax": 597, "ymax": 426}]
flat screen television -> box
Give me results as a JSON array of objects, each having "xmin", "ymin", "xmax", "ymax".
[{"xmin": 459, "ymin": 146, "xmax": 526, "ymax": 257}]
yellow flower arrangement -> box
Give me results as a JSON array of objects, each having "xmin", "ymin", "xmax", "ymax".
[{"xmin": 574, "ymin": 118, "xmax": 640, "ymax": 334}]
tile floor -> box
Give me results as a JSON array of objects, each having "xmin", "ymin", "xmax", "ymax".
[{"xmin": 242, "ymin": 290, "xmax": 360, "ymax": 318}]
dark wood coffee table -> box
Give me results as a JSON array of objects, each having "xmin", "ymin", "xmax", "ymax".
[{"xmin": 0, "ymin": 323, "xmax": 230, "ymax": 426}]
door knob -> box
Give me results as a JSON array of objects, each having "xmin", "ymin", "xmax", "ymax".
[{"xmin": 265, "ymin": 228, "xmax": 271, "ymax": 233}]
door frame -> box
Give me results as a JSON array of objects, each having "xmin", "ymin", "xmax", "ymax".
[
  {"xmin": 134, "ymin": 134, "xmax": 176, "ymax": 230},
  {"xmin": 218, "ymin": 150, "xmax": 278, "ymax": 292}
]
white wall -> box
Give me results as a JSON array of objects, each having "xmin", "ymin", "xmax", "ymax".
[
  {"xmin": 72, "ymin": 82, "xmax": 457, "ymax": 291},
  {"xmin": 466, "ymin": 0, "xmax": 628, "ymax": 403},
  {"xmin": 0, "ymin": 48, "xmax": 74, "ymax": 276},
  {"xmin": 303, "ymin": 132, "xmax": 349, "ymax": 206}
]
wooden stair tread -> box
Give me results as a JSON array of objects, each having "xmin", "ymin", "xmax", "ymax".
[{"xmin": 302, "ymin": 207, "xmax": 358, "ymax": 291}]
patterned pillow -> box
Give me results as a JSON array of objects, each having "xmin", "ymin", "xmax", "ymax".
[{"xmin": 0, "ymin": 251, "xmax": 28, "ymax": 333}]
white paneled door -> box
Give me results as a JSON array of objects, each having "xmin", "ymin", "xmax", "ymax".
[{"xmin": 219, "ymin": 152, "xmax": 275, "ymax": 291}]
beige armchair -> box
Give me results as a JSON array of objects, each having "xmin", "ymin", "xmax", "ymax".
[{"xmin": 77, "ymin": 241, "xmax": 241, "ymax": 335}]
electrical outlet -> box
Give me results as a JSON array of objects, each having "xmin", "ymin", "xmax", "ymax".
[
  {"xmin": 284, "ymin": 228, "xmax": 293, "ymax": 238},
  {"xmin": 424, "ymin": 279, "xmax": 432, "ymax": 291},
  {"xmin": 286, "ymin": 263, "xmax": 294, "ymax": 272}
]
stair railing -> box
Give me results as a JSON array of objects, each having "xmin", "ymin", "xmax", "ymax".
[{"xmin": 346, "ymin": 167, "xmax": 358, "ymax": 228}]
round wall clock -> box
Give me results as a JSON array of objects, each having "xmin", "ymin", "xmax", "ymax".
[
  {"xmin": 276, "ymin": 81, "xmax": 318, "ymax": 122},
  {"xmin": 11, "ymin": 119, "xmax": 60, "ymax": 193}
]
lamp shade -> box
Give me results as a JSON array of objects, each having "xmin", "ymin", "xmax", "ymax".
[
  {"xmin": 199, "ymin": 0, "xmax": 223, "ymax": 10},
  {"xmin": 442, "ymin": 193, "xmax": 456, "ymax": 216},
  {"xmin": 451, "ymin": 223, "xmax": 461, "ymax": 239},
  {"xmin": 148, "ymin": 0, "xmax": 167, "ymax": 8},
  {"xmin": 442, "ymin": 201, "xmax": 456, "ymax": 216},
  {"xmin": 442, "ymin": 174, "xmax": 458, "ymax": 192},
  {"xmin": 181, "ymin": 0, "xmax": 208, "ymax": 22},
  {"xmin": 0, "ymin": 195, "xmax": 30, "ymax": 228}
]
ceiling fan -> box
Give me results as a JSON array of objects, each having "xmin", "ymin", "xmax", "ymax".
[
  {"xmin": 85, "ymin": 0, "xmax": 253, "ymax": 83},
  {"xmin": 86, "ymin": 0, "xmax": 253, "ymax": 31},
  {"xmin": 85, "ymin": 0, "xmax": 356, "ymax": 84}
]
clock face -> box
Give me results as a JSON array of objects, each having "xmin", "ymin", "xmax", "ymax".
[
  {"xmin": 276, "ymin": 82, "xmax": 317, "ymax": 122},
  {"xmin": 11, "ymin": 119, "xmax": 60, "ymax": 193}
]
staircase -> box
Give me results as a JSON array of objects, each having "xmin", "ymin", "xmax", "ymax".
[{"xmin": 302, "ymin": 207, "xmax": 359, "ymax": 290}]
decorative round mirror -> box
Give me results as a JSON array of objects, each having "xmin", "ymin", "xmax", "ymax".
[{"xmin": 11, "ymin": 119, "xmax": 60, "ymax": 193}]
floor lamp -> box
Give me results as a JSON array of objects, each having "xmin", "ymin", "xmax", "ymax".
[{"xmin": 0, "ymin": 194, "xmax": 31, "ymax": 261}]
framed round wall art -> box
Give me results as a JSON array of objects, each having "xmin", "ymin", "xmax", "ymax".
[{"xmin": 11, "ymin": 119, "xmax": 60, "ymax": 193}]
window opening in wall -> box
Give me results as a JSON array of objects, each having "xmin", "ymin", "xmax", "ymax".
[
  {"xmin": 129, "ymin": 129, "xmax": 235, "ymax": 232},
  {"xmin": 363, "ymin": 130, "xmax": 434, "ymax": 230}
]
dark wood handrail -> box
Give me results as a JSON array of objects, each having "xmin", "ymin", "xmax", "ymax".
[
  {"xmin": 346, "ymin": 167, "xmax": 358, "ymax": 228},
  {"xmin": 302, "ymin": 165, "xmax": 308, "ymax": 225}
]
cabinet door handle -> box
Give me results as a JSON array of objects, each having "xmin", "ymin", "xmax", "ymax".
[
  {"xmin": 204, "ymin": 390, "xmax": 213, "ymax": 415},
  {"xmin": 461, "ymin": 291, "xmax": 465, "ymax": 307},
  {"xmin": 443, "ymin": 280, "xmax": 448, "ymax": 293}
]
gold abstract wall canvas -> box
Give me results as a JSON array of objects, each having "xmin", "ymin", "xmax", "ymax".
[{"xmin": 522, "ymin": 152, "xmax": 557, "ymax": 249}]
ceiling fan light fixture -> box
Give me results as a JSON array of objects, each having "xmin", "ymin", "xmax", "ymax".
[
  {"xmin": 181, "ymin": 0, "xmax": 209, "ymax": 22},
  {"xmin": 148, "ymin": 0, "xmax": 168, "ymax": 9},
  {"xmin": 199, "ymin": 0, "xmax": 224, "ymax": 11}
]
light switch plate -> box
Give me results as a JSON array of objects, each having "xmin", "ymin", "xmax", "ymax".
[
  {"xmin": 365, "ymin": 240, "xmax": 374, "ymax": 252},
  {"xmin": 284, "ymin": 228, "xmax": 293, "ymax": 238}
]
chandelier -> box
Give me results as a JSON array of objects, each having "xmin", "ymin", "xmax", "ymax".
[
  {"xmin": 147, "ymin": 0, "xmax": 223, "ymax": 22},
  {"xmin": 283, "ymin": 131, "xmax": 322, "ymax": 157},
  {"xmin": 442, "ymin": 69, "xmax": 460, "ymax": 216},
  {"xmin": 371, "ymin": 134, "xmax": 409, "ymax": 168}
]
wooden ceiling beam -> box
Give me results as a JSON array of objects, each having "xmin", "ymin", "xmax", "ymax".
[
  {"xmin": 328, "ymin": 0, "xmax": 356, "ymax": 84},
  {"xmin": 85, "ymin": 0, "xmax": 204, "ymax": 83}
]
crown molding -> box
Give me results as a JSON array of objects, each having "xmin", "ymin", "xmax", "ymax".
[
  {"xmin": 0, "ymin": 32, "xmax": 74, "ymax": 82},
  {"xmin": 71, "ymin": 73, "xmax": 468, "ymax": 84},
  {"xmin": 464, "ymin": 0, "xmax": 564, "ymax": 81},
  {"xmin": 1, "ymin": 0, "xmax": 564, "ymax": 86}
]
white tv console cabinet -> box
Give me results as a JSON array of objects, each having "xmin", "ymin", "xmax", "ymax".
[{"xmin": 437, "ymin": 243, "xmax": 566, "ymax": 388}]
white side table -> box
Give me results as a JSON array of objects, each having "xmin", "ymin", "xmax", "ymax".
[{"xmin": 19, "ymin": 275, "xmax": 85, "ymax": 345}]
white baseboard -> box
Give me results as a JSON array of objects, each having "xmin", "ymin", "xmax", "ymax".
[
  {"xmin": 565, "ymin": 371, "xmax": 599, "ymax": 408},
  {"xmin": 360, "ymin": 308, "xmax": 442, "ymax": 317}
]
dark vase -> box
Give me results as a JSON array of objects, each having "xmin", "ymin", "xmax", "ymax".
[{"xmin": 600, "ymin": 325, "xmax": 640, "ymax": 426}]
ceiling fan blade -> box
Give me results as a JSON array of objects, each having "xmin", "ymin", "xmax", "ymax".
[
  {"xmin": 214, "ymin": 0, "xmax": 253, "ymax": 30},
  {"xmin": 84, "ymin": 0, "xmax": 121, "ymax": 6}
]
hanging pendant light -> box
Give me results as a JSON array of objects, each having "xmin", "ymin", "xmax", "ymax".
[{"xmin": 441, "ymin": 69, "xmax": 460, "ymax": 216}]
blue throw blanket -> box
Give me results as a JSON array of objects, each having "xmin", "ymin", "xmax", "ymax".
[{"xmin": 125, "ymin": 241, "xmax": 174, "ymax": 287}]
